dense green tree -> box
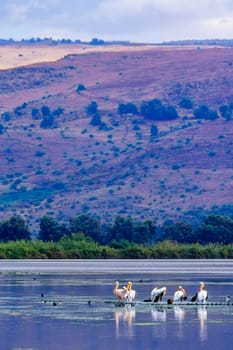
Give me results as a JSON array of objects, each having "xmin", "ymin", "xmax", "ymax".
[
  {"xmin": 195, "ymin": 214, "xmax": 233, "ymax": 244},
  {"xmin": 0, "ymin": 216, "xmax": 31, "ymax": 242},
  {"xmin": 159, "ymin": 221, "xmax": 194, "ymax": 243},
  {"xmin": 110, "ymin": 216, "xmax": 134, "ymax": 242},
  {"xmin": 38, "ymin": 216, "xmax": 68, "ymax": 242},
  {"xmin": 133, "ymin": 219, "xmax": 156, "ymax": 244},
  {"xmin": 69, "ymin": 214, "xmax": 101, "ymax": 242}
]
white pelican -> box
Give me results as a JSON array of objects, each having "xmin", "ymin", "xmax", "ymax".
[
  {"xmin": 113, "ymin": 281, "xmax": 128, "ymax": 300},
  {"xmin": 125, "ymin": 281, "xmax": 136, "ymax": 302},
  {"xmin": 173, "ymin": 285, "xmax": 187, "ymax": 302},
  {"xmin": 197, "ymin": 282, "xmax": 208, "ymax": 303},
  {"xmin": 151, "ymin": 286, "xmax": 167, "ymax": 302}
]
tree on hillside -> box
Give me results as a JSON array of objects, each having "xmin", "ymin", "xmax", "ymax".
[
  {"xmin": 86, "ymin": 101, "xmax": 98, "ymax": 115},
  {"xmin": 140, "ymin": 98, "xmax": 178, "ymax": 121},
  {"xmin": 2, "ymin": 111, "xmax": 11, "ymax": 122},
  {"xmin": 140, "ymin": 98, "xmax": 163, "ymax": 120},
  {"xmin": 0, "ymin": 124, "xmax": 5, "ymax": 134},
  {"xmin": 52, "ymin": 107, "xmax": 64, "ymax": 117},
  {"xmin": 40, "ymin": 114, "xmax": 55, "ymax": 128},
  {"xmin": 0, "ymin": 216, "xmax": 31, "ymax": 242},
  {"xmin": 76, "ymin": 83, "xmax": 86, "ymax": 93},
  {"xmin": 179, "ymin": 97, "xmax": 194, "ymax": 109},
  {"xmin": 219, "ymin": 105, "xmax": 232, "ymax": 120},
  {"xmin": 90, "ymin": 112, "xmax": 102, "ymax": 126},
  {"xmin": 38, "ymin": 216, "xmax": 68, "ymax": 242},
  {"xmin": 193, "ymin": 104, "xmax": 218, "ymax": 120},
  {"xmin": 41, "ymin": 105, "xmax": 50, "ymax": 116},
  {"xmin": 118, "ymin": 103, "xmax": 138, "ymax": 115},
  {"xmin": 150, "ymin": 124, "xmax": 158, "ymax": 139},
  {"xmin": 31, "ymin": 108, "xmax": 40, "ymax": 120}
]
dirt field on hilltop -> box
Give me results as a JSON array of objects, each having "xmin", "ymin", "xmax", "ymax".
[{"xmin": 0, "ymin": 43, "xmax": 164, "ymax": 70}]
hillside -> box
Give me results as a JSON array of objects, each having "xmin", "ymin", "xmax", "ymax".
[{"xmin": 0, "ymin": 44, "xmax": 232, "ymax": 230}]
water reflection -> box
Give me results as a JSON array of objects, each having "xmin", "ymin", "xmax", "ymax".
[
  {"xmin": 114, "ymin": 305, "xmax": 208, "ymax": 343},
  {"xmin": 173, "ymin": 306, "xmax": 186, "ymax": 339},
  {"xmin": 114, "ymin": 306, "xmax": 136, "ymax": 337},
  {"xmin": 197, "ymin": 306, "xmax": 208, "ymax": 342},
  {"xmin": 151, "ymin": 308, "xmax": 166, "ymax": 322},
  {"xmin": 174, "ymin": 306, "xmax": 186, "ymax": 322},
  {"xmin": 151, "ymin": 308, "xmax": 167, "ymax": 339}
]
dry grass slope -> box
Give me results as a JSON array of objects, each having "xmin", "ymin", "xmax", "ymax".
[{"xmin": 0, "ymin": 44, "xmax": 232, "ymax": 229}]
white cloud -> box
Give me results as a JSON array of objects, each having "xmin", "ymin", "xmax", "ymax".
[{"xmin": 1, "ymin": 0, "xmax": 233, "ymax": 41}]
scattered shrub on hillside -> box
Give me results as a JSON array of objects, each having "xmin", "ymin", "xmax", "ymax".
[
  {"xmin": 90, "ymin": 112, "xmax": 102, "ymax": 126},
  {"xmin": 86, "ymin": 101, "xmax": 98, "ymax": 115},
  {"xmin": 52, "ymin": 107, "xmax": 64, "ymax": 116},
  {"xmin": 40, "ymin": 114, "xmax": 55, "ymax": 128},
  {"xmin": 76, "ymin": 83, "xmax": 86, "ymax": 93},
  {"xmin": 35, "ymin": 150, "xmax": 45, "ymax": 157},
  {"xmin": 0, "ymin": 124, "xmax": 5, "ymax": 134},
  {"xmin": 2, "ymin": 111, "xmax": 11, "ymax": 122},
  {"xmin": 31, "ymin": 108, "xmax": 40, "ymax": 120},
  {"xmin": 41, "ymin": 105, "xmax": 50, "ymax": 116},
  {"xmin": 208, "ymin": 151, "xmax": 216, "ymax": 157},
  {"xmin": 150, "ymin": 124, "xmax": 158, "ymax": 138}
]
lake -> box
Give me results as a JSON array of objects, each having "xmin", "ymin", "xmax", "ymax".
[{"xmin": 0, "ymin": 260, "xmax": 233, "ymax": 350}]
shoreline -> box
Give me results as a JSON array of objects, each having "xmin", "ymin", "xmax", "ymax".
[{"xmin": 1, "ymin": 259, "xmax": 233, "ymax": 274}]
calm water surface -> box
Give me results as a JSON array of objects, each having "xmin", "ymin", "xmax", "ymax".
[{"xmin": 0, "ymin": 261, "xmax": 232, "ymax": 350}]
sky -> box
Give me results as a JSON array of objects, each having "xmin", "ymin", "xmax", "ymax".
[{"xmin": 1, "ymin": 0, "xmax": 233, "ymax": 43}]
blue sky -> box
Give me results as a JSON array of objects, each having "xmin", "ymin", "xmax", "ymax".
[{"xmin": 1, "ymin": 0, "xmax": 233, "ymax": 43}]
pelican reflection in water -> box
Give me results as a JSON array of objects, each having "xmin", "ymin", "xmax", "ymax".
[
  {"xmin": 173, "ymin": 306, "xmax": 186, "ymax": 339},
  {"xmin": 197, "ymin": 306, "xmax": 208, "ymax": 341},
  {"xmin": 151, "ymin": 308, "xmax": 166, "ymax": 322},
  {"xmin": 114, "ymin": 306, "xmax": 136, "ymax": 338}
]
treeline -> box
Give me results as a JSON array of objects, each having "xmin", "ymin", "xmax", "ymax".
[
  {"xmin": 0, "ymin": 215, "xmax": 156, "ymax": 245},
  {"xmin": 0, "ymin": 213, "xmax": 233, "ymax": 246},
  {"xmin": 0, "ymin": 213, "xmax": 233, "ymax": 258},
  {"xmin": 0, "ymin": 37, "xmax": 121, "ymax": 46}
]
